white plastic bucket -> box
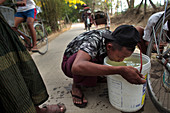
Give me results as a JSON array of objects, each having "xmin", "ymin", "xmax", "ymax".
[{"xmin": 104, "ymin": 53, "xmax": 151, "ymax": 112}]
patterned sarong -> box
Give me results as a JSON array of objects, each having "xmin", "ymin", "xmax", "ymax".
[{"xmin": 0, "ymin": 12, "xmax": 49, "ymax": 113}]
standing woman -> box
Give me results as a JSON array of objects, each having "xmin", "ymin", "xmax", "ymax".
[{"xmin": 0, "ymin": 1, "xmax": 66, "ymax": 112}]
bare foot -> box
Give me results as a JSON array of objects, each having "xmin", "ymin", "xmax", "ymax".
[
  {"xmin": 71, "ymin": 83, "xmax": 88, "ymax": 108},
  {"xmin": 35, "ymin": 103, "xmax": 66, "ymax": 113}
]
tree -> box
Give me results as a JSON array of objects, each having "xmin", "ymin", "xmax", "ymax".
[
  {"xmin": 136, "ymin": 0, "xmax": 157, "ymax": 15},
  {"xmin": 126, "ymin": 0, "xmax": 134, "ymax": 9},
  {"xmin": 35, "ymin": 0, "xmax": 73, "ymax": 32}
]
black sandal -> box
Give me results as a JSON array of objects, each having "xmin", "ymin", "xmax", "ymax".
[
  {"xmin": 31, "ymin": 49, "xmax": 39, "ymax": 52},
  {"xmin": 70, "ymin": 91, "xmax": 88, "ymax": 108}
]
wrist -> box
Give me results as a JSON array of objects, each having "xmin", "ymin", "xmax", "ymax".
[
  {"xmin": 118, "ymin": 66, "xmax": 123, "ymax": 75},
  {"xmin": 111, "ymin": 66, "xmax": 124, "ymax": 75}
]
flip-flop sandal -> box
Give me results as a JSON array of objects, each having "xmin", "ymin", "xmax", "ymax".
[
  {"xmin": 70, "ymin": 91, "xmax": 88, "ymax": 108},
  {"xmin": 31, "ymin": 49, "xmax": 39, "ymax": 52},
  {"xmin": 43, "ymin": 103, "xmax": 66, "ymax": 113}
]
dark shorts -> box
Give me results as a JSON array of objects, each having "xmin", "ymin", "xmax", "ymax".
[
  {"xmin": 15, "ymin": 8, "xmax": 37, "ymax": 20},
  {"xmin": 61, "ymin": 53, "xmax": 105, "ymax": 87}
]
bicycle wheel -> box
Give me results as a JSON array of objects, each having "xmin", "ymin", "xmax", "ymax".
[
  {"xmin": 34, "ymin": 23, "xmax": 48, "ymax": 55},
  {"xmin": 146, "ymin": 8, "xmax": 170, "ymax": 113},
  {"xmin": 86, "ymin": 18, "xmax": 90, "ymax": 31},
  {"xmin": 87, "ymin": 24, "xmax": 90, "ymax": 31}
]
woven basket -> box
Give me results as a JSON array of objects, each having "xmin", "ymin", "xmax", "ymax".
[{"xmin": 0, "ymin": 6, "xmax": 15, "ymax": 27}]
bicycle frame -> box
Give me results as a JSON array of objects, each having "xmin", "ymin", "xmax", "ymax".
[
  {"xmin": 151, "ymin": 6, "xmax": 170, "ymax": 70},
  {"xmin": 12, "ymin": 18, "xmax": 48, "ymax": 54},
  {"xmin": 151, "ymin": 21, "xmax": 170, "ymax": 95},
  {"xmin": 18, "ymin": 28, "xmax": 32, "ymax": 42}
]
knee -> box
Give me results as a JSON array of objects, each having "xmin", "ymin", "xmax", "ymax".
[
  {"xmin": 27, "ymin": 20, "xmax": 34, "ymax": 27},
  {"xmin": 27, "ymin": 22, "xmax": 34, "ymax": 27}
]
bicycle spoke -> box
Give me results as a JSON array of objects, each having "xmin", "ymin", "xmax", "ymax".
[
  {"xmin": 168, "ymin": 93, "xmax": 170, "ymax": 109},
  {"xmin": 155, "ymin": 77, "xmax": 162, "ymax": 99},
  {"xmin": 163, "ymin": 30, "xmax": 170, "ymax": 41},
  {"xmin": 153, "ymin": 26, "xmax": 161, "ymax": 55},
  {"xmin": 162, "ymin": 88, "xmax": 166, "ymax": 107}
]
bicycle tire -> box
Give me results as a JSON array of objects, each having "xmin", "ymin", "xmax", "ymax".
[
  {"xmin": 34, "ymin": 23, "xmax": 48, "ymax": 55},
  {"xmin": 87, "ymin": 24, "xmax": 90, "ymax": 31},
  {"xmin": 146, "ymin": 7, "xmax": 170, "ymax": 113}
]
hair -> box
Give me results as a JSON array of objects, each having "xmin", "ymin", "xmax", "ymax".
[{"xmin": 104, "ymin": 39, "xmax": 135, "ymax": 52}]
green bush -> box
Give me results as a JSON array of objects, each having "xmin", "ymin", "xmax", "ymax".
[{"xmin": 46, "ymin": 26, "xmax": 52, "ymax": 34}]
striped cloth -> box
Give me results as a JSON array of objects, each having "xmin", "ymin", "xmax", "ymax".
[{"xmin": 0, "ymin": 12, "xmax": 49, "ymax": 113}]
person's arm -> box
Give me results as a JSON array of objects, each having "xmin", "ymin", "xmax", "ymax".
[
  {"xmin": 16, "ymin": 0, "xmax": 26, "ymax": 6},
  {"xmin": 0, "ymin": 0, "xmax": 6, "ymax": 4},
  {"xmin": 72, "ymin": 50, "xmax": 146, "ymax": 84}
]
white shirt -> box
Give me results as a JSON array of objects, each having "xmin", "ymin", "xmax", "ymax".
[
  {"xmin": 143, "ymin": 11, "xmax": 168, "ymax": 42},
  {"xmin": 17, "ymin": 0, "xmax": 36, "ymax": 12}
]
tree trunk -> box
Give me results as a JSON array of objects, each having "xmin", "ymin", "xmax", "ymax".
[
  {"xmin": 126, "ymin": 0, "xmax": 134, "ymax": 9},
  {"xmin": 136, "ymin": 0, "xmax": 143, "ymax": 14},
  {"xmin": 144, "ymin": 0, "xmax": 147, "ymax": 15},
  {"xmin": 130, "ymin": 0, "xmax": 134, "ymax": 9},
  {"xmin": 126, "ymin": 0, "xmax": 130, "ymax": 7},
  {"xmin": 148, "ymin": 0, "xmax": 157, "ymax": 10},
  {"xmin": 136, "ymin": 0, "xmax": 157, "ymax": 15},
  {"xmin": 40, "ymin": 1, "xmax": 47, "ymax": 19}
]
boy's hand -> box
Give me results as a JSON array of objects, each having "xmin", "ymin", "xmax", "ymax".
[{"xmin": 120, "ymin": 66, "xmax": 146, "ymax": 84}]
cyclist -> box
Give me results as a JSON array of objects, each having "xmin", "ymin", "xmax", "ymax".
[
  {"xmin": 81, "ymin": 4, "xmax": 92, "ymax": 30},
  {"xmin": 136, "ymin": 11, "xmax": 169, "ymax": 54},
  {"xmin": 14, "ymin": 0, "xmax": 38, "ymax": 52}
]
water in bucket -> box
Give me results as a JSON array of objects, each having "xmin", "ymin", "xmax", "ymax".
[
  {"xmin": 106, "ymin": 57, "xmax": 147, "ymax": 67},
  {"xmin": 104, "ymin": 53, "xmax": 151, "ymax": 112}
]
